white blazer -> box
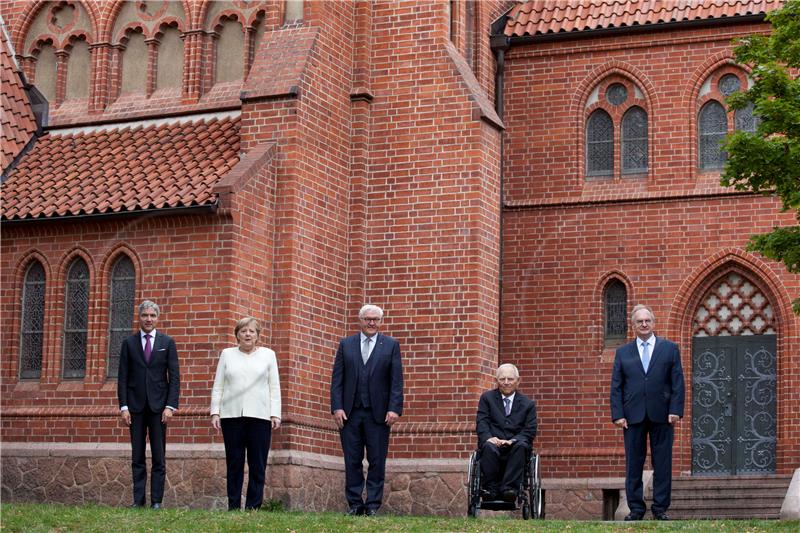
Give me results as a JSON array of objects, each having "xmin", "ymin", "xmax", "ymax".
[{"xmin": 210, "ymin": 346, "xmax": 281, "ymax": 420}]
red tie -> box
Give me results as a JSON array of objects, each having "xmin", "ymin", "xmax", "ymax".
[{"xmin": 144, "ymin": 334, "xmax": 152, "ymax": 364}]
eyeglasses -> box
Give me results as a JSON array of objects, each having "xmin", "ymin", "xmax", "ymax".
[
  {"xmin": 362, "ymin": 317, "xmax": 381, "ymax": 323},
  {"xmin": 635, "ymin": 319, "xmax": 653, "ymax": 325}
]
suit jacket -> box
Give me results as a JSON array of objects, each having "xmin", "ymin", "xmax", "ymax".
[
  {"xmin": 610, "ymin": 336, "xmax": 685, "ymax": 424},
  {"xmin": 118, "ymin": 331, "xmax": 180, "ymax": 414},
  {"xmin": 476, "ymin": 389, "xmax": 537, "ymax": 449},
  {"xmin": 330, "ymin": 332, "xmax": 403, "ymax": 424}
]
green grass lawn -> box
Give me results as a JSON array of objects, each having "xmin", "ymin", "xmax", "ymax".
[{"xmin": 1, "ymin": 503, "xmax": 799, "ymax": 533}]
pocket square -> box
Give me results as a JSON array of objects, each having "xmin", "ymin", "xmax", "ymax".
[{"xmin": 157, "ymin": 348, "xmax": 166, "ymax": 351}]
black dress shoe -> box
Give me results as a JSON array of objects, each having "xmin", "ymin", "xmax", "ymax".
[
  {"xmin": 624, "ymin": 512, "xmax": 643, "ymax": 521},
  {"xmin": 365, "ymin": 508, "xmax": 378, "ymax": 517},
  {"xmin": 130, "ymin": 503, "xmax": 144, "ymax": 509},
  {"xmin": 653, "ymin": 512, "xmax": 670, "ymax": 520},
  {"xmin": 481, "ymin": 488, "xmax": 500, "ymax": 501},
  {"xmin": 346, "ymin": 505, "xmax": 364, "ymax": 516},
  {"xmin": 150, "ymin": 503, "xmax": 161, "ymax": 510},
  {"xmin": 501, "ymin": 489, "xmax": 517, "ymax": 502}
]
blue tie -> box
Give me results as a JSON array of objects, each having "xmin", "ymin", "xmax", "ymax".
[
  {"xmin": 641, "ymin": 340, "xmax": 650, "ymax": 372},
  {"xmin": 504, "ymin": 397, "xmax": 511, "ymax": 416}
]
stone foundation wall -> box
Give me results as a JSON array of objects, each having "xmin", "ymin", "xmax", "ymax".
[{"xmin": 1, "ymin": 443, "xmax": 618, "ymax": 519}]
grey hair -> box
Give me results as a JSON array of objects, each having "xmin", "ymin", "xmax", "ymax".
[
  {"xmin": 630, "ymin": 304, "xmax": 655, "ymax": 323},
  {"xmin": 359, "ymin": 304, "xmax": 384, "ymax": 320},
  {"xmin": 138, "ymin": 300, "xmax": 160, "ymax": 316},
  {"xmin": 496, "ymin": 363, "xmax": 519, "ymax": 379}
]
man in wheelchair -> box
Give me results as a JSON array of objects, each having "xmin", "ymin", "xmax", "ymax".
[{"xmin": 476, "ymin": 363, "xmax": 538, "ymax": 502}]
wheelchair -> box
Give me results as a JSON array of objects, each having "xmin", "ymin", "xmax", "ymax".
[{"xmin": 467, "ymin": 446, "xmax": 544, "ymax": 519}]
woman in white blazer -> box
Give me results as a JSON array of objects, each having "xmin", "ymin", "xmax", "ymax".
[{"xmin": 210, "ymin": 317, "xmax": 281, "ymax": 511}]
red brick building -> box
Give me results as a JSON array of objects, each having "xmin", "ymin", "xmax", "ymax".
[{"xmin": 2, "ymin": 0, "xmax": 798, "ymax": 519}]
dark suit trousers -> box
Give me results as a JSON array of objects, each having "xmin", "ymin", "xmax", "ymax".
[
  {"xmin": 340, "ymin": 406, "xmax": 391, "ymax": 510},
  {"xmin": 480, "ymin": 441, "xmax": 527, "ymax": 493},
  {"xmin": 623, "ymin": 417, "xmax": 674, "ymax": 514},
  {"xmin": 129, "ymin": 406, "xmax": 166, "ymax": 505},
  {"xmin": 221, "ymin": 417, "xmax": 272, "ymax": 510}
]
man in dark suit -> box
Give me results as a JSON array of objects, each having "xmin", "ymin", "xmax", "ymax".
[
  {"xmin": 610, "ymin": 304, "xmax": 684, "ymax": 521},
  {"xmin": 330, "ymin": 304, "xmax": 403, "ymax": 516},
  {"xmin": 476, "ymin": 363, "xmax": 538, "ymax": 502},
  {"xmin": 117, "ymin": 300, "xmax": 180, "ymax": 509}
]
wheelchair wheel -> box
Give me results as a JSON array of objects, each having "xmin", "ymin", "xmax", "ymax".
[
  {"xmin": 529, "ymin": 452, "xmax": 544, "ymax": 519},
  {"xmin": 522, "ymin": 501, "xmax": 530, "ymax": 520},
  {"xmin": 467, "ymin": 451, "xmax": 481, "ymax": 518}
]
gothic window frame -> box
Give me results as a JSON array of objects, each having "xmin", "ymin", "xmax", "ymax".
[
  {"xmin": 697, "ymin": 68, "xmax": 755, "ymax": 172},
  {"xmin": 107, "ymin": 255, "xmax": 136, "ymax": 379},
  {"xmin": 584, "ymin": 77, "xmax": 649, "ymax": 181},
  {"xmin": 62, "ymin": 257, "xmax": 90, "ymax": 379},
  {"xmin": 603, "ymin": 278, "xmax": 628, "ymax": 347},
  {"xmin": 19, "ymin": 260, "xmax": 47, "ymax": 380}
]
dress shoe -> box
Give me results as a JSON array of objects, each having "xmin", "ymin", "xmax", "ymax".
[
  {"xmin": 150, "ymin": 503, "xmax": 161, "ymax": 510},
  {"xmin": 501, "ymin": 489, "xmax": 517, "ymax": 503},
  {"xmin": 481, "ymin": 488, "xmax": 500, "ymax": 501},
  {"xmin": 624, "ymin": 512, "xmax": 643, "ymax": 521},
  {"xmin": 653, "ymin": 512, "xmax": 670, "ymax": 520},
  {"xmin": 365, "ymin": 508, "xmax": 378, "ymax": 517},
  {"xmin": 130, "ymin": 503, "xmax": 144, "ymax": 509},
  {"xmin": 346, "ymin": 505, "xmax": 364, "ymax": 516}
]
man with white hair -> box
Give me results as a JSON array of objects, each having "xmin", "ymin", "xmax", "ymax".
[
  {"xmin": 331, "ymin": 304, "xmax": 404, "ymax": 516},
  {"xmin": 476, "ymin": 363, "xmax": 538, "ymax": 502}
]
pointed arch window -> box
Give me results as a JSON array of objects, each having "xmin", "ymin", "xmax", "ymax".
[
  {"xmin": 20, "ymin": 261, "xmax": 46, "ymax": 379},
  {"xmin": 604, "ymin": 279, "xmax": 627, "ymax": 347},
  {"xmin": 63, "ymin": 258, "xmax": 89, "ymax": 379},
  {"xmin": 622, "ymin": 106, "xmax": 648, "ymax": 174},
  {"xmin": 586, "ymin": 109, "xmax": 614, "ymax": 177},
  {"xmin": 698, "ymin": 101, "xmax": 728, "ymax": 170},
  {"xmin": 107, "ymin": 256, "xmax": 135, "ymax": 378}
]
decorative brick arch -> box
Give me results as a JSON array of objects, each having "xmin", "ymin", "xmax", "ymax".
[
  {"xmin": 97, "ymin": 244, "xmax": 142, "ymax": 300},
  {"xmin": 98, "ymin": 0, "xmax": 192, "ymax": 41},
  {"xmin": 670, "ymin": 248, "xmax": 795, "ymax": 350},
  {"xmin": 571, "ymin": 61, "xmax": 657, "ymax": 184},
  {"xmin": 683, "ymin": 52, "xmax": 755, "ymax": 180},
  {"xmin": 13, "ymin": 0, "xmax": 99, "ymax": 54},
  {"xmin": 593, "ymin": 270, "xmax": 634, "ymax": 352}
]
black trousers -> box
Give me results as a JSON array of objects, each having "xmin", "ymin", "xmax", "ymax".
[
  {"xmin": 623, "ymin": 417, "xmax": 674, "ymax": 515},
  {"xmin": 129, "ymin": 406, "xmax": 167, "ymax": 506},
  {"xmin": 480, "ymin": 440, "xmax": 528, "ymax": 493},
  {"xmin": 339, "ymin": 406, "xmax": 391, "ymax": 511},
  {"xmin": 221, "ymin": 417, "xmax": 272, "ymax": 510}
]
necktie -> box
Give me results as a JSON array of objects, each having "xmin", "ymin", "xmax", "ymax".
[
  {"xmin": 641, "ymin": 340, "xmax": 650, "ymax": 373},
  {"xmin": 361, "ymin": 337, "xmax": 371, "ymax": 365},
  {"xmin": 144, "ymin": 334, "xmax": 152, "ymax": 364},
  {"xmin": 504, "ymin": 397, "xmax": 511, "ymax": 416}
]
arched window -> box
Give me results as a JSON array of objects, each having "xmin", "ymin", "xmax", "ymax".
[
  {"xmin": 20, "ymin": 261, "xmax": 46, "ymax": 379},
  {"xmin": 604, "ymin": 279, "xmax": 627, "ymax": 347},
  {"xmin": 698, "ymin": 101, "xmax": 728, "ymax": 170},
  {"xmin": 586, "ymin": 109, "xmax": 613, "ymax": 177},
  {"xmin": 107, "ymin": 256, "xmax": 135, "ymax": 378},
  {"xmin": 63, "ymin": 258, "xmax": 89, "ymax": 379},
  {"xmin": 735, "ymin": 102, "xmax": 759, "ymax": 133},
  {"xmin": 622, "ymin": 106, "xmax": 648, "ymax": 174}
]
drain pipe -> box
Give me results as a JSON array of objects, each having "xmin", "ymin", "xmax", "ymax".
[{"xmin": 491, "ymin": 34, "xmax": 509, "ymax": 349}]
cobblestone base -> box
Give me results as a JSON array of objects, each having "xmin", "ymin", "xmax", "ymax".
[{"xmin": 1, "ymin": 443, "xmax": 615, "ymax": 518}]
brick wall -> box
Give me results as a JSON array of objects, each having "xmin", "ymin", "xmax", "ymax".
[{"xmin": 500, "ymin": 22, "xmax": 800, "ymax": 477}]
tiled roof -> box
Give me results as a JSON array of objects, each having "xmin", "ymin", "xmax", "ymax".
[
  {"xmin": 1, "ymin": 28, "xmax": 37, "ymax": 172},
  {"xmin": 1, "ymin": 113, "xmax": 240, "ymax": 221},
  {"xmin": 504, "ymin": 0, "xmax": 784, "ymax": 37}
]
